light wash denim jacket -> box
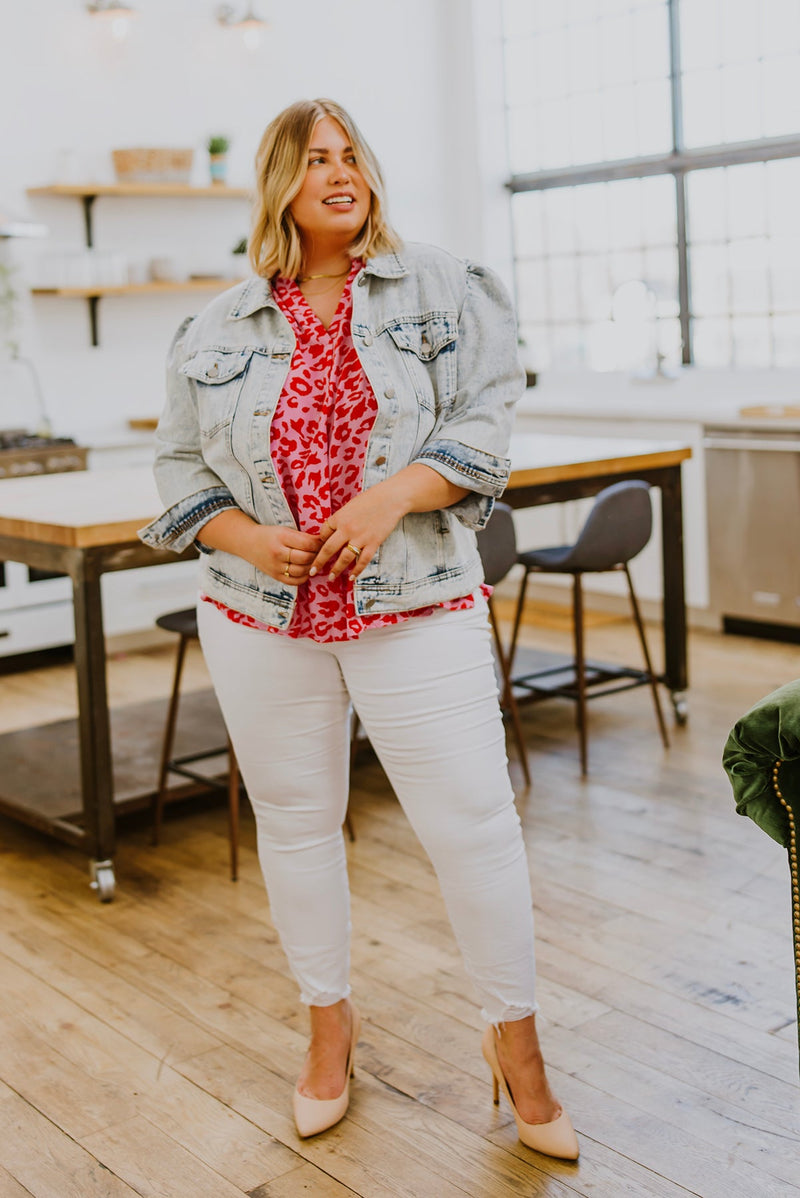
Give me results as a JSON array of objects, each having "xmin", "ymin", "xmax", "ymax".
[{"xmin": 139, "ymin": 241, "xmax": 524, "ymax": 629}]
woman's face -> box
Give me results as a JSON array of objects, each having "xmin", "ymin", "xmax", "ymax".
[{"xmin": 289, "ymin": 116, "xmax": 371, "ymax": 249}]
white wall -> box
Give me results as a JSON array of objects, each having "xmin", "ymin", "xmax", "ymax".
[{"xmin": 1, "ymin": 0, "xmax": 511, "ymax": 442}]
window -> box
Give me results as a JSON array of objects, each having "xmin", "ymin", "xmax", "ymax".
[{"xmin": 504, "ymin": 0, "xmax": 800, "ymax": 371}]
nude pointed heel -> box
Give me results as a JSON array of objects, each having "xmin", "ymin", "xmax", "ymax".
[
  {"xmin": 293, "ymin": 1005, "xmax": 361, "ymax": 1138},
  {"xmin": 481, "ymin": 1026, "xmax": 579, "ymax": 1161}
]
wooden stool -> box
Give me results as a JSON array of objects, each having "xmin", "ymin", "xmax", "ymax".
[
  {"xmin": 152, "ymin": 607, "xmax": 242, "ymax": 880},
  {"xmin": 153, "ymin": 608, "xmax": 356, "ymax": 880}
]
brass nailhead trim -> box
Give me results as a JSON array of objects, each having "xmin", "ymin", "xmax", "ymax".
[{"xmin": 772, "ymin": 761, "xmax": 800, "ymax": 1015}]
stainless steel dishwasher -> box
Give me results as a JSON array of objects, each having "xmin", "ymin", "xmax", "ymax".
[{"xmin": 705, "ymin": 424, "xmax": 800, "ymax": 638}]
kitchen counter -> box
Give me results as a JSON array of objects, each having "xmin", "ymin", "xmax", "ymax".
[{"xmin": 517, "ymin": 368, "xmax": 800, "ymax": 431}]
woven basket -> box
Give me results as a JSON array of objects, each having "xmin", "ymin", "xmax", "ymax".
[{"xmin": 112, "ymin": 147, "xmax": 194, "ymax": 184}]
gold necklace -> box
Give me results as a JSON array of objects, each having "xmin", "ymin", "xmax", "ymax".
[{"xmin": 296, "ymin": 268, "xmax": 349, "ymax": 283}]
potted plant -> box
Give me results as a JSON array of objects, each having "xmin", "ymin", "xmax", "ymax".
[
  {"xmin": 207, "ymin": 135, "xmax": 230, "ymax": 185},
  {"xmin": 231, "ymin": 235, "xmax": 248, "ymax": 279}
]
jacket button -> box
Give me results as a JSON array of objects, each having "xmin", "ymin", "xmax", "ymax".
[
  {"xmin": 365, "ymin": 598, "xmax": 376, "ymax": 609},
  {"xmin": 421, "ymin": 338, "xmax": 431, "ymax": 352},
  {"xmin": 362, "ymin": 333, "xmax": 373, "ymax": 347},
  {"xmin": 358, "ymin": 274, "xmax": 368, "ymax": 286},
  {"xmin": 207, "ymin": 362, "xmax": 220, "ymax": 378},
  {"xmin": 384, "ymin": 385, "xmax": 395, "ymax": 399},
  {"xmin": 374, "ymin": 456, "xmax": 386, "ymax": 466}
]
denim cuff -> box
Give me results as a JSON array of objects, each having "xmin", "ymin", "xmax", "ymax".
[
  {"xmin": 138, "ymin": 486, "xmax": 238, "ymax": 553},
  {"xmin": 414, "ymin": 437, "xmax": 510, "ymax": 497}
]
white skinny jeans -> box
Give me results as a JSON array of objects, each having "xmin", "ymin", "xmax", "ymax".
[{"xmin": 197, "ymin": 595, "xmax": 538, "ymax": 1024}]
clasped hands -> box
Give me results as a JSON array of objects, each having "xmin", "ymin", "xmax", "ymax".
[{"xmin": 263, "ymin": 487, "xmax": 405, "ymax": 587}]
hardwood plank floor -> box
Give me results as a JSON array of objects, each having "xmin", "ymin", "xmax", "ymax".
[{"xmin": 0, "ymin": 616, "xmax": 799, "ymax": 1196}]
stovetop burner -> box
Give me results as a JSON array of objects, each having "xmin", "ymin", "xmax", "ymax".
[
  {"xmin": 0, "ymin": 429, "xmax": 87, "ymax": 478},
  {"xmin": 0, "ymin": 429, "xmax": 78, "ymax": 452}
]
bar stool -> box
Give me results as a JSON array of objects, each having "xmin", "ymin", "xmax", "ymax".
[
  {"xmin": 153, "ymin": 607, "xmax": 356, "ymax": 880},
  {"xmin": 475, "ymin": 502, "xmax": 531, "ymax": 788},
  {"xmin": 152, "ymin": 607, "xmax": 242, "ymax": 880},
  {"xmin": 507, "ymin": 480, "xmax": 670, "ymax": 775}
]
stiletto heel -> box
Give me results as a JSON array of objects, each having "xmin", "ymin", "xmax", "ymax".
[
  {"xmin": 293, "ymin": 1005, "xmax": 361, "ymax": 1138},
  {"xmin": 492, "ymin": 1073, "xmax": 499, "ymax": 1104},
  {"xmin": 481, "ymin": 1026, "xmax": 579, "ymax": 1161}
]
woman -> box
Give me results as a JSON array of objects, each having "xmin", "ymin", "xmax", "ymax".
[{"xmin": 140, "ymin": 98, "xmax": 578, "ymax": 1160}]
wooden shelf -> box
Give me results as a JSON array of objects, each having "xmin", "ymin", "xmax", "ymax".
[
  {"xmin": 31, "ymin": 278, "xmax": 243, "ymax": 298},
  {"xmin": 28, "ymin": 183, "xmax": 251, "ymax": 199},
  {"xmin": 26, "ymin": 182, "xmax": 251, "ymax": 344}
]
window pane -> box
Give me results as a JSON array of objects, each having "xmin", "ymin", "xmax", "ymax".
[
  {"xmin": 721, "ymin": 63, "xmax": 762, "ymax": 144},
  {"xmin": 518, "ymin": 322, "xmax": 552, "ymax": 370},
  {"xmin": 569, "ymin": 92, "xmax": 605, "ymax": 164},
  {"xmin": 679, "ymin": 0, "xmax": 720, "ymax": 72},
  {"xmin": 516, "ymin": 260, "xmax": 549, "ymax": 323},
  {"xmin": 729, "ymin": 238, "xmax": 770, "ymax": 315},
  {"xmin": 680, "ymin": 0, "xmax": 800, "ymax": 146},
  {"xmin": 767, "ymin": 159, "xmax": 800, "ymax": 237},
  {"xmin": 687, "ymin": 169, "xmax": 727, "ymax": 242},
  {"xmin": 510, "ymin": 176, "xmax": 678, "ymax": 373},
  {"xmin": 682, "ymin": 70, "xmax": 723, "ymax": 146},
  {"xmin": 688, "ymin": 162, "xmax": 800, "ymax": 366},
  {"xmin": 730, "ymin": 317, "xmax": 772, "ymax": 368},
  {"xmin": 544, "ymin": 188, "xmax": 577, "ymax": 254},
  {"xmin": 769, "ymin": 237, "xmax": 800, "ymax": 312},
  {"xmin": 503, "ymin": 0, "xmax": 671, "ymax": 172},
  {"xmin": 763, "ymin": 54, "xmax": 800, "ymax": 139},
  {"xmin": 548, "ymin": 258, "xmax": 579, "ymax": 320},
  {"xmin": 574, "ymin": 183, "xmax": 610, "ymax": 252},
  {"xmin": 507, "ymin": 105, "xmax": 541, "ymax": 174},
  {"xmin": 690, "ymin": 245, "xmax": 729, "ymax": 316},
  {"xmin": 512, "ymin": 191, "xmax": 546, "ymax": 258},
  {"xmin": 692, "ymin": 317, "xmax": 731, "ymax": 367},
  {"xmin": 773, "ymin": 314, "xmax": 800, "ymax": 367}
]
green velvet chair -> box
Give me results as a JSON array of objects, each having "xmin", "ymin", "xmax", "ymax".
[{"xmin": 723, "ymin": 679, "xmax": 800, "ymax": 1072}]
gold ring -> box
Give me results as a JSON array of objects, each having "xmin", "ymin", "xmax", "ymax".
[
  {"xmin": 347, "ymin": 543, "xmax": 362, "ymax": 557},
  {"xmin": 283, "ymin": 564, "xmax": 290, "ymax": 577}
]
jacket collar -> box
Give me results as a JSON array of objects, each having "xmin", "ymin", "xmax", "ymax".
[{"xmin": 227, "ymin": 249, "xmax": 410, "ymax": 320}]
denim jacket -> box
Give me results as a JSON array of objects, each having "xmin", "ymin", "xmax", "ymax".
[{"xmin": 139, "ymin": 241, "xmax": 524, "ymax": 629}]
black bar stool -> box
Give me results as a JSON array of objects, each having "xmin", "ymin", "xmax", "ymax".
[
  {"xmin": 152, "ymin": 607, "xmax": 242, "ymax": 880},
  {"xmin": 153, "ymin": 607, "xmax": 356, "ymax": 880},
  {"xmin": 476, "ymin": 502, "xmax": 532, "ymax": 788},
  {"xmin": 507, "ymin": 480, "xmax": 670, "ymax": 775}
]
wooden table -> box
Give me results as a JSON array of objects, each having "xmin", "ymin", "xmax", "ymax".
[
  {"xmin": 0, "ymin": 467, "xmax": 196, "ymax": 900},
  {"xmin": 0, "ymin": 435, "xmax": 690, "ymax": 899}
]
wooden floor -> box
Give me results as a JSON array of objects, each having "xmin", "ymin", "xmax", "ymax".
[{"xmin": 1, "ymin": 613, "xmax": 799, "ymax": 1197}]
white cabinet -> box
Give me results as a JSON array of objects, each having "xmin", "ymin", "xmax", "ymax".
[{"xmin": 511, "ymin": 412, "xmax": 709, "ymax": 612}]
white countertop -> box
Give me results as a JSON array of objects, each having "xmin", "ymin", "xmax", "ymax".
[{"xmin": 517, "ymin": 368, "xmax": 800, "ymax": 430}]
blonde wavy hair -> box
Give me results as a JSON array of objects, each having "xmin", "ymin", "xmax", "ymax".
[{"xmin": 249, "ymin": 98, "xmax": 402, "ymax": 280}]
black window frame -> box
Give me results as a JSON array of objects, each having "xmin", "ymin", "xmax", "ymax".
[{"xmin": 505, "ymin": 0, "xmax": 800, "ymax": 366}]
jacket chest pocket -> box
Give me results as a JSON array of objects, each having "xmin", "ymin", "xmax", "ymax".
[
  {"xmin": 383, "ymin": 313, "xmax": 458, "ymax": 413},
  {"xmin": 181, "ymin": 348, "xmax": 255, "ymax": 437}
]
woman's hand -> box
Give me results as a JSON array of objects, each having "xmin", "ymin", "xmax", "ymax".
[
  {"xmin": 310, "ymin": 465, "xmax": 470, "ymax": 581},
  {"xmin": 197, "ymin": 510, "xmax": 321, "ymax": 586},
  {"xmin": 246, "ymin": 524, "xmax": 323, "ymax": 585},
  {"xmin": 311, "ymin": 486, "xmax": 406, "ymax": 581}
]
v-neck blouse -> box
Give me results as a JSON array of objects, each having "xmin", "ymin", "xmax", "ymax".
[{"xmin": 202, "ymin": 260, "xmax": 482, "ymax": 642}]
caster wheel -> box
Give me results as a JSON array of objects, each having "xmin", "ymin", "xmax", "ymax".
[
  {"xmin": 671, "ymin": 692, "xmax": 689, "ymax": 726},
  {"xmin": 89, "ymin": 859, "xmax": 116, "ymax": 902}
]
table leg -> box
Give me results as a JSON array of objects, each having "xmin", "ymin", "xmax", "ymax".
[
  {"xmin": 659, "ymin": 465, "xmax": 689, "ymax": 711},
  {"xmin": 71, "ymin": 550, "xmax": 116, "ymax": 899}
]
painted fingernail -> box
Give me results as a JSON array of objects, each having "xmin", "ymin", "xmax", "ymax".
[{"xmin": 309, "ymin": 567, "xmax": 317, "ymax": 576}]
